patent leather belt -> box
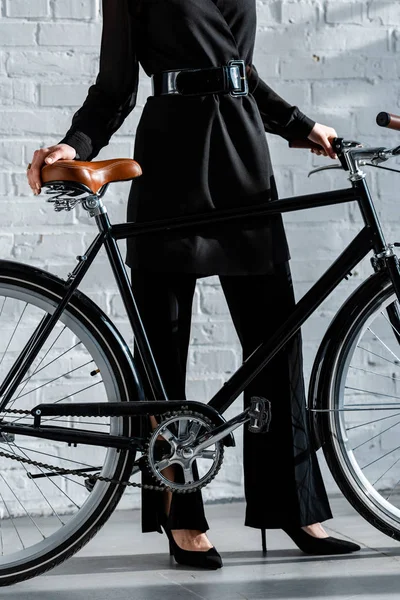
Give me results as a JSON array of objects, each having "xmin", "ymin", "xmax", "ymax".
[{"xmin": 151, "ymin": 60, "xmax": 249, "ymax": 97}]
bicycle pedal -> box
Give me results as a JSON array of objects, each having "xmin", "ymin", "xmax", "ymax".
[{"xmin": 248, "ymin": 397, "xmax": 271, "ymax": 433}]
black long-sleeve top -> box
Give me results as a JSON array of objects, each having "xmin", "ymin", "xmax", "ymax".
[{"xmin": 60, "ymin": 0, "xmax": 315, "ymax": 275}]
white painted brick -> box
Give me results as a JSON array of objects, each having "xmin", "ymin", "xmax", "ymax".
[
  {"xmin": 0, "ymin": 233, "xmax": 14, "ymax": 257},
  {"xmin": 368, "ymin": 1, "xmax": 400, "ymax": 25},
  {"xmin": 312, "ymin": 80, "xmax": 399, "ymax": 109},
  {"xmin": 189, "ymin": 348, "xmax": 238, "ymax": 375},
  {"xmin": 5, "ymin": 0, "xmax": 50, "ymax": 18},
  {"xmin": 282, "ymin": 1, "xmax": 318, "ymax": 24},
  {"xmin": 256, "ymin": 0, "xmax": 281, "ymax": 25},
  {"xmin": 0, "ymin": 109, "xmax": 75, "ymax": 137},
  {"xmin": 0, "ymin": 23, "xmax": 37, "ymax": 45},
  {"xmin": 38, "ymin": 23, "xmax": 101, "ymax": 47},
  {"xmin": 0, "ymin": 172, "xmax": 12, "ymax": 195},
  {"xmin": 199, "ymin": 287, "xmax": 230, "ymax": 316},
  {"xmin": 7, "ymin": 51, "xmax": 96, "ymax": 79},
  {"xmin": 13, "ymin": 233, "xmax": 85, "ymax": 260},
  {"xmin": 0, "ymin": 141, "xmax": 23, "ymax": 168},
  {"xmin": 256, "ymin": 28, "xmax": 308, "ymax": 54},
  {"xmin": 270, "ymin": 81, "xmax": 311, "ymax": 106},
  {"xmin": 190, "ymin": 320, "xmax": 240, "ymax": 346},
  {"xmin": 326, "ymin": 2, "xmax": 364, "ymax": 25},
  {"xmin": 39, "ymin": 83, "xmax": 89, "ymax": 107},
  {"xmin": 53, "ymin": 0, "xmax": 94, "ymax": 20},
  {"xmin": 307, "ymin": 26, "xmax": 388, "ymax": 53}
]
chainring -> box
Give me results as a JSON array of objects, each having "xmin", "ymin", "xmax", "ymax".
[{"xmin": 145, "ymin": 410, "xmax": 224, "ymax": 493}]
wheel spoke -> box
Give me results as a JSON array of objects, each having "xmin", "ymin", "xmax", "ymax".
[
  {"xmin": 3, "ymin": 439, "xmax": 66, "ymax": 524},
  {"xmin": 347, "ymin": 411, "xmax": 400, "ymax": 431},
  {"xmin": 350, "ymin": 365, "xmax": 400, "ymax": 382},
  {"xmin": 382, "ymin": 309, "xmax": 400, "ymax": 340},
  {"xmin": 0, "ymin": 489, "xmax": 25, "ymax": 550},
  {"xmin": 12, "ymin": 325, "xmax": 67, "ymax": 401},
  {"xmin": 14, "ymin": 360, "xmax": 94, "ymax": 401},
  {"xmin": 0, "ymin": 472, "xmax": 45, "ymax": 539},
  {"xmin": 0, "ymin": 303, "xmax": 27, "ymax": 369},
  {"xmin": 352, "ymin": 417, "xmax": 400, "ymax": 451},
  {"xmin": 367, "ymin": 326, "xmax": 400, "ymax": 363},
  {"xmin": 357, "ymin": 345, "xmax": 400, "ymax": 367},
  {"xmin": 345, "ymin": 386, "xmax": 400, "ymax": 402},
  {"xmin": 372, "ymin": 456, "xmax": 400, "ymax": 490}
]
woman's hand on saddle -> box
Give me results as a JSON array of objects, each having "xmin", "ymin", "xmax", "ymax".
[
  {"xmin": 27, "ymin": 143, "xmax": 77, "ymax": 196},
  {"xmin": 307, "ymin": 123, "xmax": 338, "ymax": 160}
]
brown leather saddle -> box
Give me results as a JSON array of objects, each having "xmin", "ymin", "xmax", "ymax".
[{"xmin": 41, "ymin": 158, "xmax": 142, "ymax": 194}]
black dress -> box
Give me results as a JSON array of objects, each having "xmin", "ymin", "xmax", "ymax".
[
  {"xmin": 59, "ymin": 0, "xmax": 334, "ymax": 533},
  {"xmin": 59, "ymin": 0, "xmax": 316, "ymax": 275}
]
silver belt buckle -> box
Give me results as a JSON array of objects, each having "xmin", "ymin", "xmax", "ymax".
[{"xmin": 228, "ymin": 59, "xmax": 248, "ymax": 97}]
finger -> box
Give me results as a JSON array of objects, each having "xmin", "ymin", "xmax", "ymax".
[
  {"xmin": 45, "ymin": 150, "xmax": 64, "ymax": 164},
  {"xmin": 320, "ymin": 135, "xmax": 337, "ymax": 159},
  {"xmin": 27, "ymin": 167, "xmax": 41, "ymax": 193},
  {"xmin": 27, "ymin": 164, "xmax": 42, "ymax": 192},
  {"xmin": 27, "ymin": 150, "xmax": 44, "ymax": 193}
]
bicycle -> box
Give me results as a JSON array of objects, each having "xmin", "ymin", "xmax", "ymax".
[{"xmin": 1, "ymin": 112, "xmax": 400, "ymax": 585}]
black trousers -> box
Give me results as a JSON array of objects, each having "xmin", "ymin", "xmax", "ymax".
[{"xmin": 131, "ymin": 262, "xmax": 333, "ymax": 533}]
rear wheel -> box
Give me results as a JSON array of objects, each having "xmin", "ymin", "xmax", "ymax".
[{"xmin": 0, "ymin": 272, "xmax": 137, "ymax": 585}]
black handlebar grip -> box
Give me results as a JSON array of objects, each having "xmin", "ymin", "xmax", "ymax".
[{"xmin": 376, "ymin": 112, "xmax": 400, "ymax": 130}]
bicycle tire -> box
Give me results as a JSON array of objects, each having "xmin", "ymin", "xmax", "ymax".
[
  {"xmin": 0, "ymin": 260, "xmax": 142, "ymax": 586},
  {"xmin": 319, "ymin": 273, "xmax": 400, "ymax": 540}
]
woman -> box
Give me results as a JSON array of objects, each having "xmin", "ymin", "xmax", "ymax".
[{"xmin": 27, "ymin": 0, "xmax": 360, "ymax": 570}]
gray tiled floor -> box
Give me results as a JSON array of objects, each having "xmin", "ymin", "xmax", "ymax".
[{"xmin": 2, "ymin": 496, "xmax": 400, "ymax": 599}]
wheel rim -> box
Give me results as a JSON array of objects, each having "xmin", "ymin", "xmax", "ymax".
[
  {"xmin": 330, "ymin": 284, "xmax": 400, "ymax": 531},
  {"xmin": 0, "ymin": 281, "xmax": 130, "ymax": 574}
]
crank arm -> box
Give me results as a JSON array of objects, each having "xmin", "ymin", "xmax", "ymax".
[{"xmin": 193, "ymin": 409, "xmax": 251, "ymax": 455}]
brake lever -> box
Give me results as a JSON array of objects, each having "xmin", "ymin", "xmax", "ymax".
[{"xmin": 307, "ymin": 164, "xmax": 343, "ymax": 178}]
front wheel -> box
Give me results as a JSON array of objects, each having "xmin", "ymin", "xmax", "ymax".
[
  {"xmin": 322, "ymin": 276, "xmax": 400, "ymax": 540},
  {"xmin": 0, "ymin": 265, "xmax": 139, "ymax": 585}
]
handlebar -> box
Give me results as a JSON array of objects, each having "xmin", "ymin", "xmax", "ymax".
[{"xmin": 376, "ymin": 112, "xmax": 400, "ymax": 131}]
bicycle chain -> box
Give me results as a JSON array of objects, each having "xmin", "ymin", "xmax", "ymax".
[{"xmin": 0, "ymin": 409, "xmax": 220, "ymax": 494}]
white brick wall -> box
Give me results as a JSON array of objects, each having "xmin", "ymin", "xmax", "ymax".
[{"xmin": 0, "ymin": 0, "xmax": 400, "ymax": 516}]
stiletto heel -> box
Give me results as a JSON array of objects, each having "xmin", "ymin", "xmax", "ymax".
[
  {"xmin": 261, "ymin": 528, "xmax": 267, "ymax": 555},
  {"xmin": 161, "ymin": 523, "xmax": 223, "ymax": 570},
  {"xmin": 282, "ymin": 527, "xmax": 360, "ymax": 555}
]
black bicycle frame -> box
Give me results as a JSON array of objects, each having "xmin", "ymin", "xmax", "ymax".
[{"xmin": 0, "ymin": 176, "xmax": 396, "ymax": 436}]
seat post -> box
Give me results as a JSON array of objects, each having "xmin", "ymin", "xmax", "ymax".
[{"xmin": 82, "ymin": 193, "xmax": 108, "ymax": 219}]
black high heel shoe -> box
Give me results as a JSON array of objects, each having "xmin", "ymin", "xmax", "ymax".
[
  {"xmin": 162, "ymin": 523, "xmax": 223, "ymax": 570},
  {"xmin": 260, "ymin": 527, "xmax": 361, "ymax": 555}
]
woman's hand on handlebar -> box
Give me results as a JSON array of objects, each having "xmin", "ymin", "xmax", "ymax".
[
  {"xmin": 308, "ymin": 123, "xmax": 338, "ymax": 160},
  {"xmin": 27, "ymin": 143, "xmax": 77, "ymax": 196}
]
